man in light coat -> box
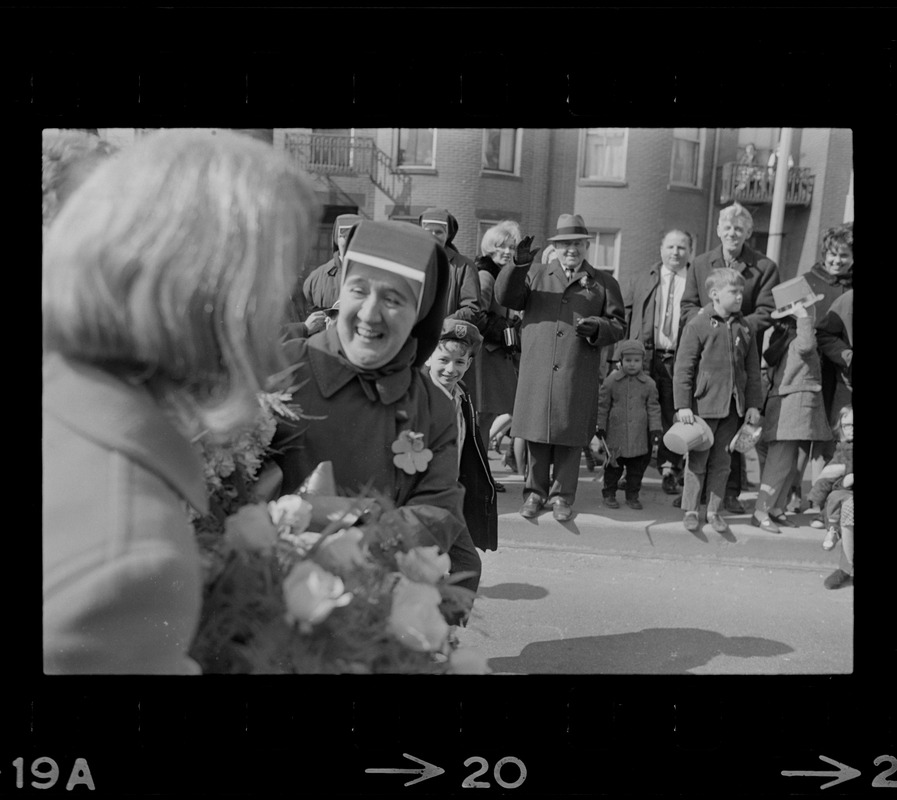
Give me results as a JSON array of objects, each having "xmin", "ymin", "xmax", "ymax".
[{"xmin": 495, "ymin": 213, "xmax": 626, "ymax": 521}]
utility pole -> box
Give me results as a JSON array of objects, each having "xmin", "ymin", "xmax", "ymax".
[{"xmin": 766, "ymin": 127, "xmax": 793, "ymax": 265}]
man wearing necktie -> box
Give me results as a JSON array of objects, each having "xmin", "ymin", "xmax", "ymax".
[
  {"xmin": 623, "ymin": 229, "xmax": 693, "ymax": 497},
  {"xmin": 495, "ymin": 213, "xmax": 626, "ymax": 521}
]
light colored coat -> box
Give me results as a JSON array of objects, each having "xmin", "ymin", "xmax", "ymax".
[
  {"xmin": 494, "ymin": 258, "xmax": 626, "ymax": 446},
  {"xmin": 762, "ymin": 316, "xmax": 832, "ymax": 443},
  {"xmin": 596, "ymin": 370, "xmax": 663, "ymax": 458},
  {"xmin": 43, "ymin": 355, "xmax": 207, "ymax": 674}
]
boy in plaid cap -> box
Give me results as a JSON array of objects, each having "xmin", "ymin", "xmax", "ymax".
[{"xmin": 425, "ymin": 318, "xmax": 499, "ymax": 554}]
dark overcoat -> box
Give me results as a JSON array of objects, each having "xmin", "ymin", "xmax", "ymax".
[
  {"xmin": 596, "ymin": 370, "xmax": 663, "ymax": 458},
  {"xmin": 680, "ymin": 244, "xmax": 780, "ymax": 339},
  {"xmin": 457, "ymin": 384, "xmax": 499, "ymax": 552},
  {"xmin": 272, "ymin": 327, "xmax": 468, "ymax": 542},
  {"xmin": 495, "ymin": 257, "xmax": 626, "ymax": 446},
  {"xmin": 673, "ymin": 304, "xmax": 764, "ymax": 419}
]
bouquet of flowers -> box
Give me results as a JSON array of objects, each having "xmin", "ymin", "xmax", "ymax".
[{"xmin": 187, "ymin": 393, "xmax": 489, "ymax": 675}]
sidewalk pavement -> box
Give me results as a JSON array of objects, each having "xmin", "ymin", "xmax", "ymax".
[{"xmin": 487, "ymin": 442, "xmax": 841, "ymax": 572}]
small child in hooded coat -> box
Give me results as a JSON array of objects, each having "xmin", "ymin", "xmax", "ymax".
[{"xmin": 596, "ymin": 339, "xmax": 662, "ymax": 509}]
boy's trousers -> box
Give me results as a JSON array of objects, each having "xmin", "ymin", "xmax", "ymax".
[
  {"xmin": 682, "ymin": 407, "xmax": 740, "ymax": 514},
  {"xmin": 603, "ymin": 452, "xmax": 652, "ymax": 498}
]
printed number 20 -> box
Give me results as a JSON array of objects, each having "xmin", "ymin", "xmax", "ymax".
[{"xmin": 462, "ymin": 756, "xmax": 527, "ymax": 789}]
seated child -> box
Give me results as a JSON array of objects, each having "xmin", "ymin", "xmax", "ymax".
[
  {"xmin": 596, "ymin": 339, "xmax": 662, "ymax": 510},
  {"xmin": 808, "ymin": 404, "xmax": 853, "ymax": 551},
  {"xmin": 425, "ymin": 318, "xmax": 499, "ymax": 558}
]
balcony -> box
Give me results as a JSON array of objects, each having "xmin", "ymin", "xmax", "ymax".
[
  {"xmin": 719, "ymin": 162, "xmax": 815, "ymax": 207},
  {"xmin": 284, "ymin": 132, "xmax": 411, "ymax": 204}
]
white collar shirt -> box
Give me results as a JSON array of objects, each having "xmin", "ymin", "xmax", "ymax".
[{"xmin": 654, "ymin": 265, "xmax": 687, "ymax": 351}]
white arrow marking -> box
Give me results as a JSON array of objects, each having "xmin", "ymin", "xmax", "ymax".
[
  {"xmin": 366, "ymin": 753, "xmax": 445, "ymax": 787},
  {"xmin": 782, "ymin": 755, "xmax": 862, "ymax": 789}
]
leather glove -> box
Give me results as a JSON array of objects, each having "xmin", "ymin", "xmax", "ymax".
[
  {"xmin": 596, "ymin": 429, "xmax": 607, "ymax": 441},
  {"xmin": 574, "ymin": 316, "xmax": 599, "ymax": 338},
  {"xmin": 650, "ymin": 430, "xmax": 663, "ymax": 446},
  {"xmin": 514, "ymin": 235, "xmax": 541, "ymax": 266}
]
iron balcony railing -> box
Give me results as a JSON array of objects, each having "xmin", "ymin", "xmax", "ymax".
[
  {"xmin": 284, "ymin": 132, "xmax": 412, "ymax": 204},
  {"xmin": 719, "ymin": 161, "xmax": 815, "ymax": 206}
]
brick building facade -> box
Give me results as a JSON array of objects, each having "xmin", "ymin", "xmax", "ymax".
[{"xmin": 94, "ymin": 127, "xmax": 854, "ymax": 292}]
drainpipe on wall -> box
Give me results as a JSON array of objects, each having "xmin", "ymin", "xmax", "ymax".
[
  {"xmin": 766, "ymin": 127, "xmax": 794, "ymax": 265},
  {"xmin": 704, "ymin": 128, "xmax": 721, "ymax": 254}
]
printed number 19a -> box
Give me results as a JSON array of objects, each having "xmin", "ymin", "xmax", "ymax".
[{"xmin": 11, "ymin": 757, "xmax": 95, "ymax": 790}]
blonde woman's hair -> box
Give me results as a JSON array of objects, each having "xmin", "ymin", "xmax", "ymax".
[
  {"xmin": 481, "ymin": 220, "xmax": 522, "ymax": 257},
  {"xmin": 42, "ymin": 129, "xmax": 320, "ymax": 435}
]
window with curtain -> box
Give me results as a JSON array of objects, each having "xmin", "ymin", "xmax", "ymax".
[
  {"xmin": 670, "ymin": 128, "xmax": 703, "ymax": 186},
  {"xmin": 396, "ymin": 128, "xmax": 435, "ymax": 168},
  {"xmin": 590, "ymin": 231, "xmax": 620, "ymax": 274},
  {"xmin": 581, "ymin": 128, "xmax": 628, "ymax": 181},
  {"xmin": 483, "ymin": 129, "xmax": 519, "ymax": 173}
]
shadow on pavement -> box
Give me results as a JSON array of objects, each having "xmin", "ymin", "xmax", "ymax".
[
  {"xmin": 487, "ymin": 627, "xmax": 793, "ymax": 674},
  {"xmin": 478, "ymin": 582, "xmax": 550, "ymax": 601}
]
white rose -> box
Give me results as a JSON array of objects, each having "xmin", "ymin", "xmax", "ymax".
[
  {"xmin": 223, "ymin": 503, "xmax": 279, "ymax": 553},
  {"xmin": 395, "ymin": 546, "xmax": 451, "ymax": 585},
  {"xmin": 268, "ymin": 494, "xmax": 314, "ymax": 533},
  {"xmin": 315, "ymin": 527, "xmax": 369, "ymax": 573},
  {"xmin": 449, "ymin": 647, "xmax": 491, "ymax": 675},
  {"xmin": 282, "ymin": 561, "xmax": 352, "ymax": 626},
  {"xmin": 388, "ymin": 577, "xmax": 449, "ymax": 652}
]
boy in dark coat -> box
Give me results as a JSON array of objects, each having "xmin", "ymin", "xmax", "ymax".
[
  {"xmin": 425, "ymin": 318, "xmax": 499, "ymax": 553},
  {"xmin": 596, "ymin": 339, "xmax": 663, "ymax": 510},
  {"xmin": 673, "ymin": 267, "xmax": 763, "ymax": 534}
]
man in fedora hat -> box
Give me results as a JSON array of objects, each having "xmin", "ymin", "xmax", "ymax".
[{"xmin": 494, "ymin": 213, "xmax": 626, "ymax": 521}]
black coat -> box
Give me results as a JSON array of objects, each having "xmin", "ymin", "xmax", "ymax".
[{"xmin": 458, "ymin": 385, "xmax": 499, "ymax": 552}]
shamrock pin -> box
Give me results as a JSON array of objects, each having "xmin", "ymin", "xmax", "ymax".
[{"xmin": 391, "ymin": 430, "xmax": 434, "ymax": 475}]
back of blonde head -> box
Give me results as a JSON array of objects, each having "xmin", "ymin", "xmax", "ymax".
[{"xmin": 43, "ymin": 129, "xmax": 320, "ymax": 435}]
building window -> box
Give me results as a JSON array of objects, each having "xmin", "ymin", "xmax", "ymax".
[
  {"xmin": 670, "ymin": 128, "xmax": 704, "ymax": 187},
  {"xmin": 581, "ymin": 128, "xmax": 628, "ymax": 182},
  {"xmin": 396, "ymin": 128, "xmax": 435, "ymax": 168},
  {"xmin": 483, "ymin": 129, "xmax": 520, "ymax": 173},
  {"xmin": 589, "ymin": 231, "xmax": 620, "ymax": 276}
]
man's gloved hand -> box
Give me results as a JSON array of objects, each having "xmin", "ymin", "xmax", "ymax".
[
  {"xmin": 596, "ymin": 429, "xmax": 607, "ymax": 441},
  {"xmin": 650, "ymin": 430, "xmax": 663, "ymax": 446},
  {"xmin": 514, "ymin": 235, "xmax": 541, "ymax": 266},
  {"xmin": 574, "ymin": 316, "xmax": 599, "ymax": 338}
]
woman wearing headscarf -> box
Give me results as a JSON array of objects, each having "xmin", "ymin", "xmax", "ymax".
[
  {"xmin": 272, "ymin": 221, "xmax": 482, "ymax": 598},
  {"xmin": 42, "ymin": 129, "xmax": 319, "ymax": 674}
]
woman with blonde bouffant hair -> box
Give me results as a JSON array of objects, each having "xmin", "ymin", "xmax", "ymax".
[{"xmin": 42, "ymin": 129, "xmax": 319, "ymax": 674}]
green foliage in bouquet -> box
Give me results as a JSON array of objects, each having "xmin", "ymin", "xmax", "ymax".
[{"xmin": 187, "ymin": 389, "xmax": 488, "ymax": 676}]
